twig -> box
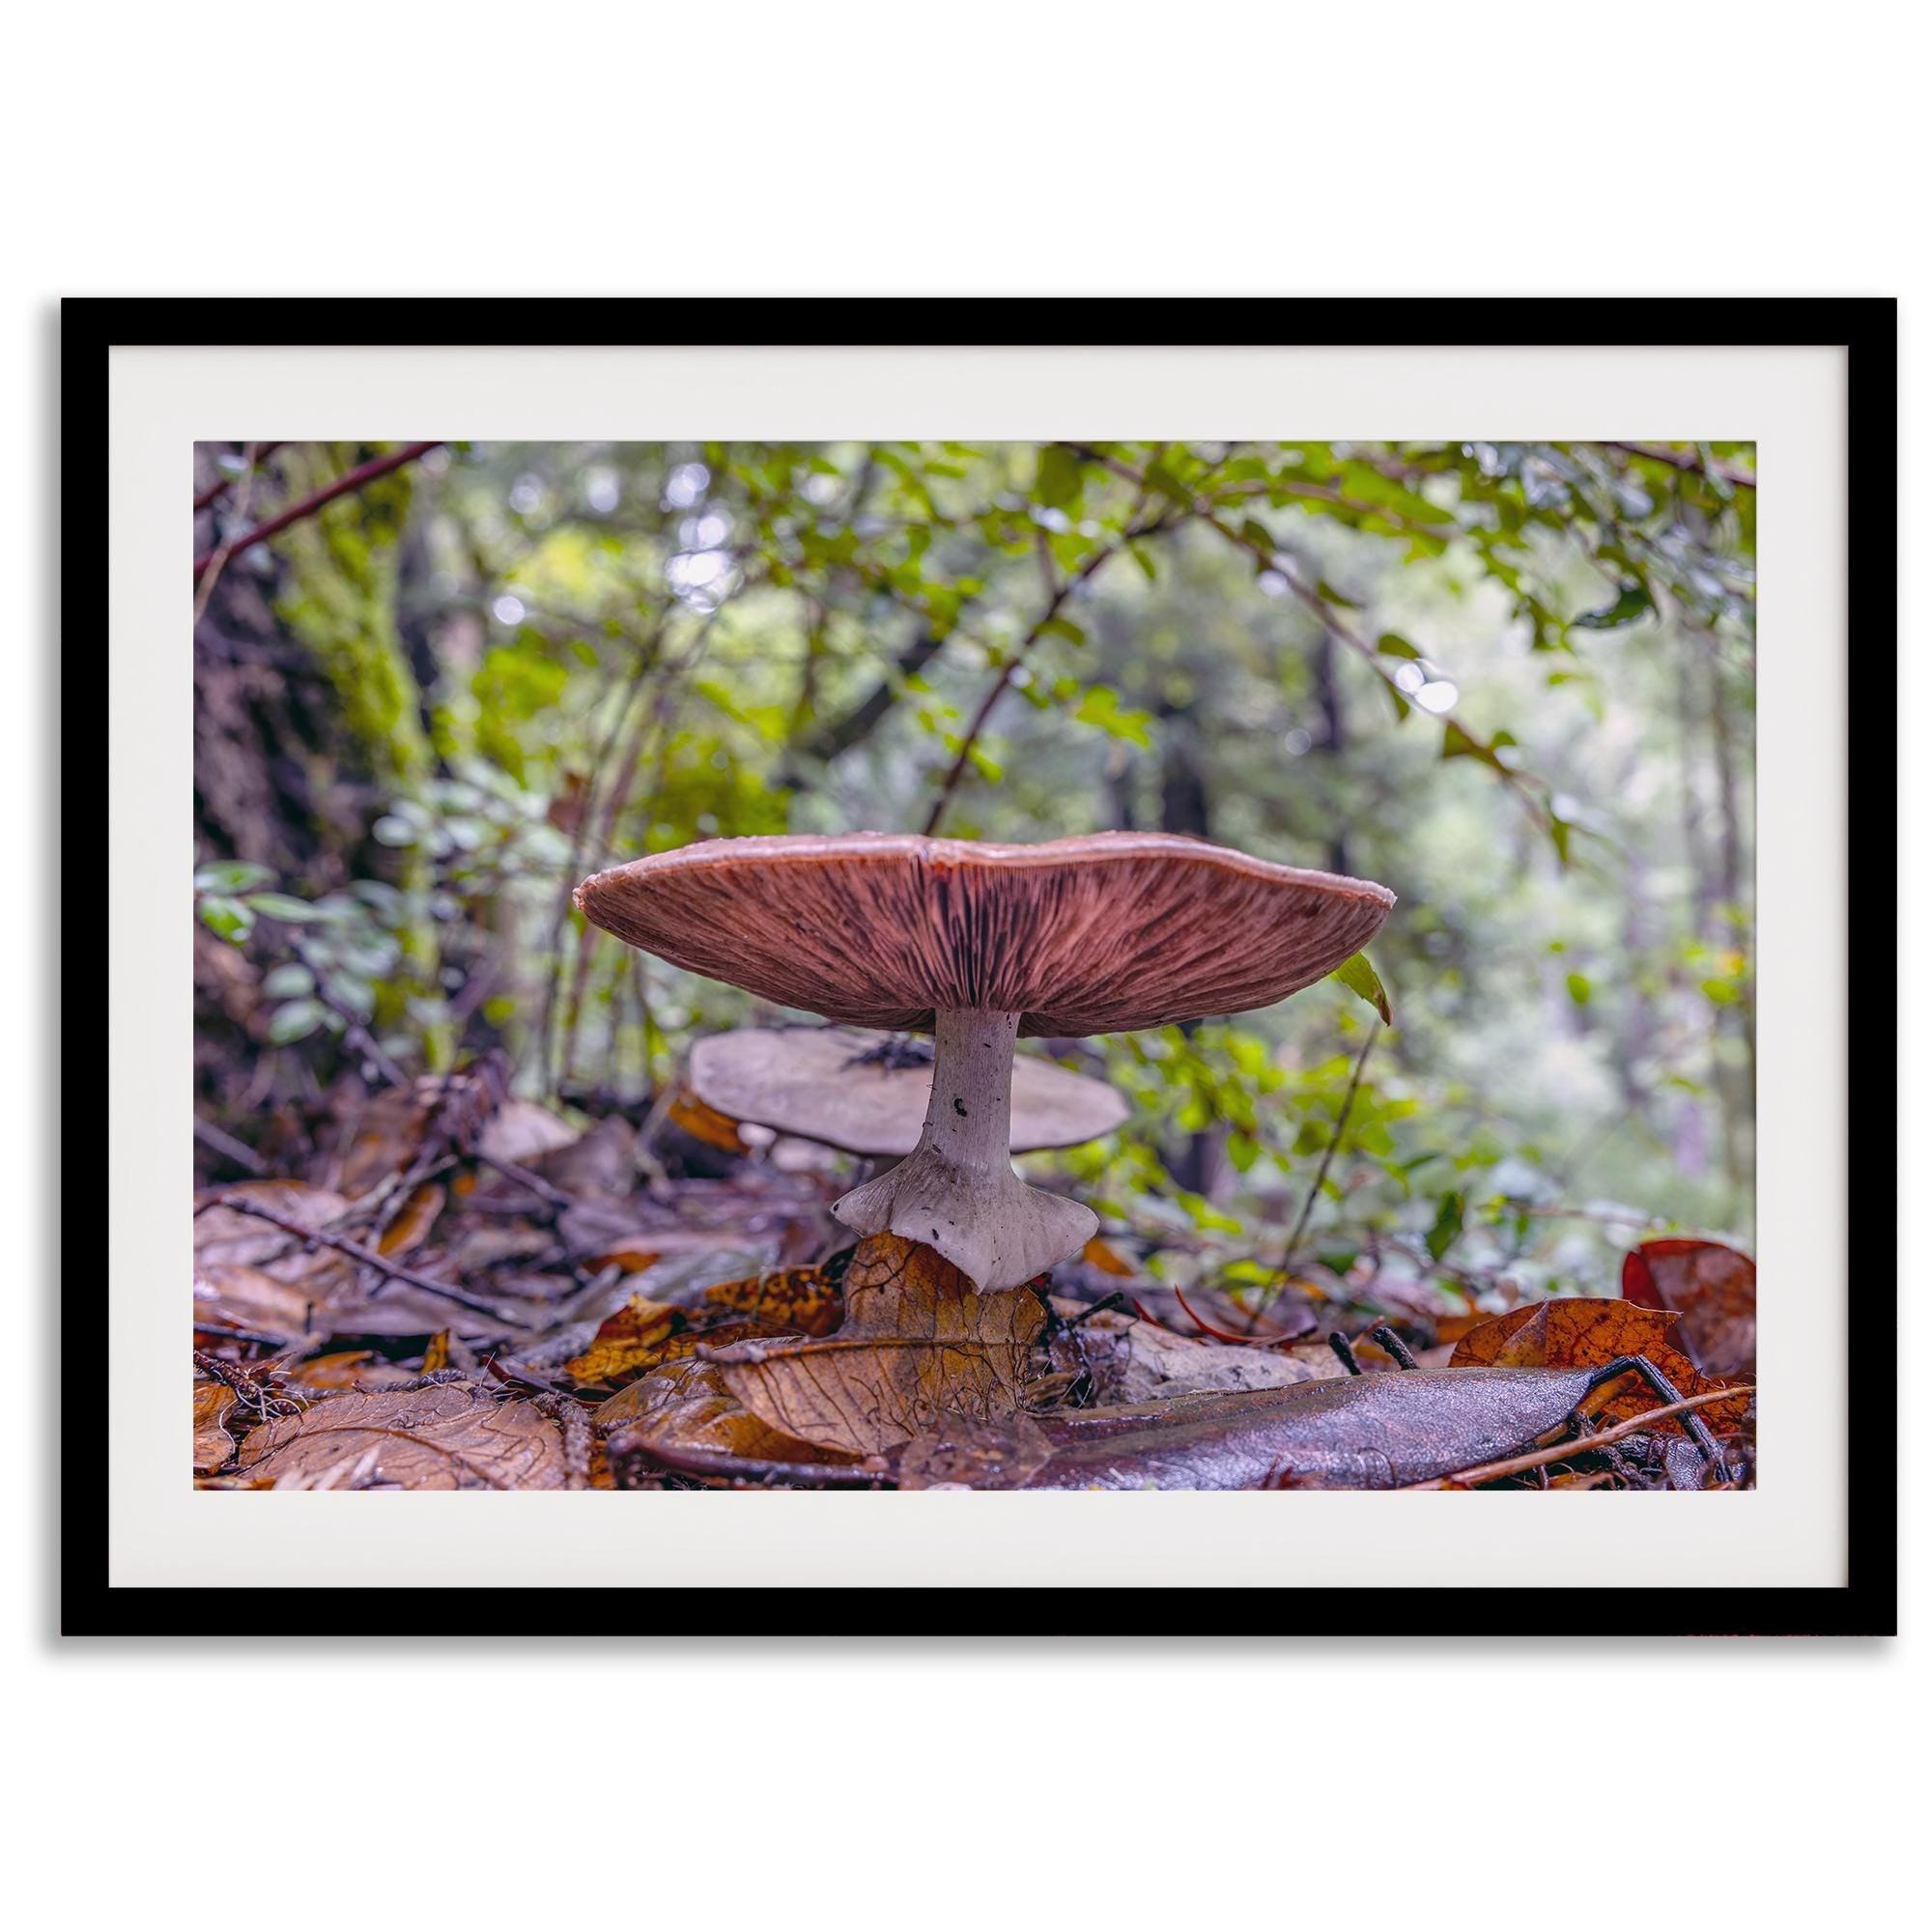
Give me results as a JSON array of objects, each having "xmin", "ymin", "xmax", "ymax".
[
  {"xmin": 1256, "ymin": 1025, "xmax": 1378, "ymax": 1314},
  {"xmin": 193, "ymin": 441, "xmax": 286, "ymax": 512},
  {"xmin": 193, "ymin": 1115, "xmax": 267, "ymax": 1176},
  {"xmin": 209, "ymin": 1193, "xmax": 513, "ymax": 1322},
  {"xmin": 921, "ymin": 519, "xmax": 1163, "ymax": 836},
  {"xmin": 1605, "ymin": 441, "xmax": 1756, "ymax": 489},
  {"xmin": 1400, "ymin": 1385, "xmax": 1749, "ymax": 1489},
  {"xmin": 191, "ymin": 440, "xmax": 441, "ymax": 576},
  {"xmin": 192, "ymin": 440, "xmax": 265, "ymax": 622}
]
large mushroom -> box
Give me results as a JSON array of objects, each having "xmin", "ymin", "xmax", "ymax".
[
  {"xmin": 576, "ymin": 832, "xmax": 1393, "ymax": 1292},
  {"xmin": 686, "ymin": 1025, "xmax": 1128, "ymax": 1160}
]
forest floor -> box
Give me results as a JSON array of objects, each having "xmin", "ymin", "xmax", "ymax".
[{"xmin": 192, "ymin": 1059, "xmax": 1756, "ymax": 1492}]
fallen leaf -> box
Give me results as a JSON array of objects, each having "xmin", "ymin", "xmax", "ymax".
[
  {"xmin": 194, "ymin": 1263, "xmax": 326, "ymax": 1342},
  {"xmin": 564, "ymin": 1294, "xmax": 681, "ymax": 1388},
  {"xmin": 1620, "ymin": 1238, "xmax": 1756, "ymax": 1377},
  {"xmin": 597, "ymin": 1351, "xmax": 853, "ymax": 1469},
  {"xmin": 377, "ymin": 1181, "xmax": 445, "ymax": 1258},
  {"xmin": 705, "ymin": 1265, "xmax": 843, "ymax": 1337},
  {"xmin": 235, "ymin": 1383, "xmax": 569, "ymax": 1490},
  {"xmin": 709, "ymin": 1234, "xmax": 1046, "ymax": 1456},
  {"xmin": 1081, "ymin": 1236, "xmax": 1135, "ymax": 1277},
  {"xmin": 668, "ymin": 1089, "xmax": 747, "ymax": 1153},
  {"xmin": 478, "ymin": 1097, "xmax": 580, "ymax": 1168},
  {"xmin": 193, "ymin": 1378, "xmax": 241, "ymax": 1472},
  {"xmin": 420, "ymin": 1328, "xmax": 453, "ymax": 1374},
  {"xmin": 587, "ymin": 1245, "xmax": 665, "ymax": 1275},
  {"xmin": 1449, "ymin": 1297, "xmax": 1750, "ymax": 1432},
  {"xmin": 1051, "ymin": 1301, "xmax": 1328, "ymax": 1406}
]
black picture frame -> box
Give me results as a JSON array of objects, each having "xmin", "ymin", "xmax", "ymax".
[{"xmin": 70, "ymin": 297, "xmax": 1898, "ymax": 1638}]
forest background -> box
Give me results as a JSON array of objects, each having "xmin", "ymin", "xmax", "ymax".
[{"xmin": 190, "ymin": 436, "xmax": 1757, "ymax": 1322}]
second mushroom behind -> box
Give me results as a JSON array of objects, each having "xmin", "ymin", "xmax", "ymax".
[{"xmin": 577, "ymin": 831, "xmax": 1395, "ymax": 1293}]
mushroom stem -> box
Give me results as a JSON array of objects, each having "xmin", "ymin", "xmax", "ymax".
[{"xmin": 831, "ymin": 1008, "xmax": 1097, "ymax": 1291}]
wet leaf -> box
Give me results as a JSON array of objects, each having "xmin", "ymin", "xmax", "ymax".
[
  {"xmin": 235, "ymin": 1383, "xmax": 570, "ymax": 1490},
  {"xmin": 1620, "ymin": 1238, "xmax": 1756, "ymax": 1377},
  {"xmin": 1448, "ymin": 1297, "xmax": 1750, "ymax": 1432},
  {"xmin": 709, "ymin": 1234, "xmax": 1046, "ymax": 1456}
]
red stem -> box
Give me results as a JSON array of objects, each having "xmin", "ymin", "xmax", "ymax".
[{"xmin": 192, "ymin": 440, "xmax": 441, "ymax": 576}]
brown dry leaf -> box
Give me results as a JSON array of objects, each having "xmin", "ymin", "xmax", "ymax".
[
  {"xmin": 710, "ymin": 1233, "xmax": 1046, "ymax": 1457},
  {"xmin": 420, "ymin": 1328, "xmax": 453, "ymax": 1374},
  {"xmin": 1621, "ymin": 1238, "xmax": 1756, "ymax": 1378},
  {"xmin": 705, "ymin": 1265, "xmax": 843, "ymax": 1338},
  {"xmin": 193, "ymin": 1378, "xmax": 241, "ymax": 1472},
  {"xmin": 596, "ymin": 1351, "xmax": 852, "ymax": 1468},
  {"xmin": 235, "ymin": 1383, "xmax": 568, "ymax": 1490},
  {"xmin": 564, "ymin": 1294, "xmax": 681, "ymax": 1387},
  {"xmin": 1449, "ymin": 1297, "xmax": 1750, "ymax": 1432},
  {"xmin": 1081, "ymin": 1236, "xmax": 1135, "ymax": 1277},
  {"xmin": 335, "ymin": 1085, "xmax": 441, "ymax": 1196},
  {"xmin": 477, "ymin": 1097, "xmax": 580, "ymax": 1168},
  {"xmin": 194, "ymin": 1180, "xmax": 353, "ymax": 1273},
  {"xmin": 667, "ymin": 1089, "xmax": 746, "ymax": 1153},
  {"xmin": 377, "ymin": 1182, "xmax": 445, "ymax": 1258},
  {"xmin": 586, "ymin": 1245, "xmax": 665, "ymax": 1275},
  {"xmin": 194, "ymin": 1263, "xmax": 327, "ymax": 1342}
]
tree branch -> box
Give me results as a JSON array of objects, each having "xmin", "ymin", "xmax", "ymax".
[{"xmin": 191, "ymin": 440, "xmax": 441, "ymax": 576}]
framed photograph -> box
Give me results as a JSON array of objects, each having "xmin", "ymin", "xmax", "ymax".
[{"xmin": 76, "ymin": 298, "xmax": 1895, "ymax": 1634}]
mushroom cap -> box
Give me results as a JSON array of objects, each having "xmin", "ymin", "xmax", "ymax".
[
  {"xmin": 576, "ymin": 831, "xmax": 1394, "ymax": 1038},
  {"xmin": 687, "ymin": 1026, "xmax": 1130, "ymax": 1157}
]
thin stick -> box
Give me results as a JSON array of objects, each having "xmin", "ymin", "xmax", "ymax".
[
  {"xmin": 921, "ymin": 517, "xmax": 1164, "ymax": 837},
  {"xmin": 193, "ymin": 1115, "xmax": 267, "ymax": 1175},
  {"xmin": 1254, "ymin": 1025, "xmax": 1378, "ymax": 1320},
  {"xmin": 210, "ymin": 1193, "xmax": 512, "ymax": 1321},
  {"xmin": 1400, "ymin": 1385, "xmax": 1749, "ymax": 1490},
  {"xmin": 191, "ymin": 440, "xmax": 441, "ymax": 576},
  {"xmin": 193, "ymin": 441, "xmax": 286, "ymax": 512}
]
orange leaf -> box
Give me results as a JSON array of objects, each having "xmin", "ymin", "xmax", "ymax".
[
  {"xmin": 668, "ymin": 1091, "xmax": 746, "ymax": 1153},
  {"xmin": 1081, "ymin": 1236, "xmax": 1135, "ymax": 1277},
  {"xmin": 1621, "ymin": 1238, "xmax": 1755, "ymax": 1378},
  {"xmin": 565, "ymin": 1294, "xmax": 682, "ymax": 1388},
  {"xmin": 1449, "ymin": 1297, "xmax": 1750, "ymax": 1432},
  {"xmin": 706, "ymin": 1265, "xmax": 843, "ymax": 1337}
]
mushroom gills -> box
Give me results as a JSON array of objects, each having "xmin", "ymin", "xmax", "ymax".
[{"xmin": 831, "ymin": 1009, "xmax": 1097, "ymax": 1291}]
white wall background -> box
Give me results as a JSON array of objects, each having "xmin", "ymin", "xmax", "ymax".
[{"xmin": 3, "ymin": 7, "xmax": 1918, "ymax": 1929}]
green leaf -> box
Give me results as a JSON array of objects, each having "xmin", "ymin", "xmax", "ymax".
[
  {"xmin": 197, "ymin": 895, "xmax": 254, "ymax": 943},
  {"xmin": 1573, "ymin": 582, "xmax": 1654, "ymax": 631},
  {"xmin": 1565, "ymin": 971, "xmax": 1592, "ymax": 1006},
  {"xmin": 261, "ymin": 963, "xmax": 316, "ymax": 999},
  {"xmin": 268, "ymin": 998, "xmax": 327, "ymax": 1045},
  {"xmin": 1035, "ymin": 444, "xmax": 1082, "ymax": 511},
  {"xmin": 244, "ymin": 893, "xmax": 326, "ymax": 923},
  {"xmin": 1426, "ymin": 1190, "xmax": 1465, "ymax": 1263},
  {"xmin": 194, "ymin": 860, "xmax": 273, "ymax": 895},
  {"xmin": 1329, "ymin": 952, "xmax": 1392, "ymax": 1024},
  {"xmin": 1376, "ymin": 633, "xmax": 1422, "ymax": 660}
]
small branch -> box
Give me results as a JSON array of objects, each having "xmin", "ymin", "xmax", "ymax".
[
  {"xmin": 210, "ymin": 1193, "xmax": 513, "ymax": 1322},
  {"xmin": 1605, "ymin": 441, "xmax": 1756, "ymax": 489},
  {"xmin": 1256, "ymin": 1025, "xmax": 1378, "ymax": 1316},
  {"xmin": 191, "ymin": 440, "xmax": 441, "ymax": 577},
  {"xmin": 193, "ymin": 441, "xmax": 286, "ymax": 512},
  {"xmin": 1400, "ymin": 1385, "xmax": 1749, "ymax": 1489},
  {"xmin": 921, "ymin": 519, "xmax": 1160, "ymax": 836},
  {"xmin": 193, "ymin": 1115, "xmax": 267, "ymax": 1176}
]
